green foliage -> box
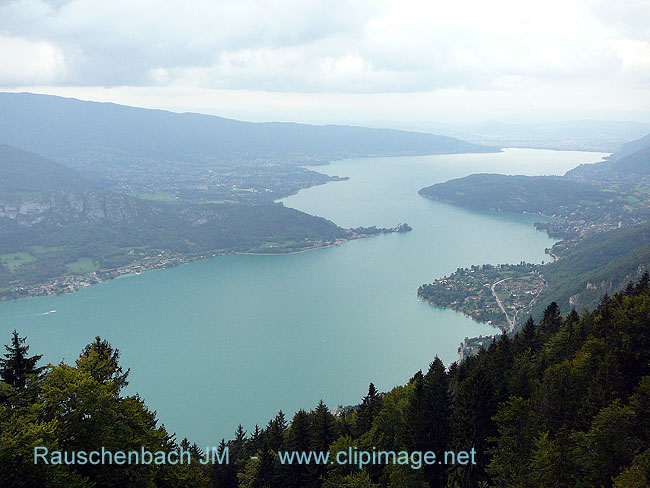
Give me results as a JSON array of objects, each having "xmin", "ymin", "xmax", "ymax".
[
  {"xmin": 419, "ymin": 173, "xmax": 613, "ymax": 214},
  {"xmin": 613, "ymin": 450, "xmax": 650, "ymax": 488},
  {"xmin": 535, "ymin": 224, "xmax": 650, "ymax": 315},
  {"xmin": 0, "ymin": 330, "xmax": 43, "ymax": 390},
  {"xmin": 486, "ymin": 397, "xmax": 539, "ymax": 488},
  {"xmin": 0, "ymin": 336, "xmax": 210, "ymax": 488}
]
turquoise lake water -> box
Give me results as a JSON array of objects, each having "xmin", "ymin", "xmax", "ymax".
[{"xmin": 0, "ymin": 148, "xmax": 607, "ymax": 446}]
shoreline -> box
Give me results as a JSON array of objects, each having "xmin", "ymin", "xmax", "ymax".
[
  {"xmin": 0, "ymin": 230, "xmax": 407, "ymax": 303},
  {"xmin": 0, "ymin": 245, "xmax": 333, "ymax": 303}
]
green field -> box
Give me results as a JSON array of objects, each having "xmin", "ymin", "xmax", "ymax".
[
  {"xmin": 67, "ymin": 257, "xmax": 98, "ymax": 273},
  {"xmin": 0, "ymin": 252, "xmax": 36, "ymax": 270}
]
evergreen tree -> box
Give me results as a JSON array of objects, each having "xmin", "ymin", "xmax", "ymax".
[
  {"xmin": 286, "ymin": 409, "xmax": 313, "ymax": 488},
  {"xmin": 634, "ymin": 271, "xmax": 650, "ymax": 295},
  {"xmin": 266, "ymin": 410, "xmax": 287, "ymax": 452},
  {"xmin": 448, "ymin": 363, "xmax": 496, "ymax": 488},
  {"xmin": 404, "ymin": 371, "xmax": 426, "ymax": 450},
  {"xmin": 513, "ymin": 316, "xmax": 538, "ymax": 354},
  {"xmin": 77, "ymin": 336, "xmax": 129, "ymax": 389},
  {"xmin": 0, "ymin": 330, "xmax": 43, "ymax": 390},
  {"xmin": 356, "ymin": 383, "xmax": 382, "ymax": 436},
  {"xmin": 539, "ymin": 302, "xmax": 562, "ymax": 340},
  {"xmin": 421, "ymin": 357, "xmax": 451, "ymax": 487},
  {"xmin": 250, "ymin": 425, "xmax": 264, "ymax": 454},
  {"xmin": 311, "ymin": 400, "xmax": 337, "ymax": 486},
  {"xmin": 210, "ymin": 439, "xmax": 237, "ymax": 488},
  {"xmin": 486, "ymin": 397, "xmax": 539, "ymax": 487}
]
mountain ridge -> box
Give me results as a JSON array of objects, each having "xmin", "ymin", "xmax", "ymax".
[{"xmin": 0, "ymin": 92, "xmax": 498, "ymax": 168}]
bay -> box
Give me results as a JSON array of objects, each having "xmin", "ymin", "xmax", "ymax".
[{"xmin": 0, "ymin": 148, "xmax": 607, "ymax": 446}]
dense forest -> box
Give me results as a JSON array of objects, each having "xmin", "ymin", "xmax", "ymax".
[
  {"xmin": 3, "ymin": 275, "xmax": 650, "ymax": 487},
  {"xmin": 418, "ymin": 173, "xmax": 618, "ymax": 216}
]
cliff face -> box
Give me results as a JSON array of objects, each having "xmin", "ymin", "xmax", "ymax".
[
  {"xmin": 0, "ymin": 191, "xmax": 318, "ymax": 232},
  {"xmin": 0, "ymin": 191, "xmax": 142, "ymax": 227}
]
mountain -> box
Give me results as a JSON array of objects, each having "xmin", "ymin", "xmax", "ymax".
[
  {"xmin": 385, "ymin": 119, "xmax": 650, "ymax": 152},
  {"xmin": 0, "ymin": 92, "xmax": 497, "ymax": 169},
  {"xmin": 532, "ymin": 223, "xmax": 650, "ymax": 315},
  {"xmin": 418, "ymin": 173, "xmax": 610, "ymax": 214},
  {"xmin": 609, "ymin": 145, "xmax": 650, "ymax": 175},
  {"xmin": 0, "ymin": 146, "xmax": 350, "ymax": 298},
  {"xmin": 0, "ymin": 188, "xmax": 349, "ymax": 299},
  {"xmin": 0, "ymin": 144, "xmax": 94, "ymax": 193},
  {"xmin": 611, "ymin": 131, "xmax": 650, "ymax": 160},
  {"xmin": 566, "ymin": 132, "xmax": 650, "ymax": 180}
]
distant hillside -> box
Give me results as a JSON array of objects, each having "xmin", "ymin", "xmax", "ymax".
[
  {"xmin": 0, "ymin": 144, "xmax": 93, "ymax": 192},
  {"xmin": 0, "ymin": 92, "xmax": 497, "ymax": 168},
  {"xmin": 610, "ymin": 145, "xmax": 650, "ymax": 175},
  {"xmin": 0, "ymin": 190, "xmax": 349, "ymax": 299},
  {"xmin": 0, "ymin": 194, "xmax": 345, "ymax": 253},
  {"xmin": 533, "ymin": 223, "xmax": 650, "ymax": 316},
  {"xmin": 566, "ymin": 132, "xmax": 650, "ymax": 180},
  {"xmin": 419, "ymin": 173, "xmax": 610, "ymax": 214},
  {"xmin": 611, "ymin": 131, "xmax": 650, "ymax": 160}
]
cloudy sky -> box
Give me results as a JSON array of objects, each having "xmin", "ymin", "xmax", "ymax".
[{"xmin": 1, "ymin": 0, "xmax": 649, "ymax": 124}]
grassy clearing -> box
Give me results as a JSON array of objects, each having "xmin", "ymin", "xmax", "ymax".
[
  {"xmin": 67, "ymin": 257, "xmax": 98, "ymax": 273},
  {"xmin": 1, "ymin": 252, "xmax": 36, "ymax": 270}
]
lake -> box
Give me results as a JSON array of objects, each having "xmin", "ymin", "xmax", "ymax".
[{"xmin": 0, "ymin": 148, "xmax": 607, "ymax": 446}]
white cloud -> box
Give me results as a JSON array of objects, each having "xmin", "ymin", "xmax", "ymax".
[
  {"xmin": 0, "ymin": 35, "xmax": 67, "ymax": 84},
  {"xmin": 0, "ymin": 0, "xmax": 648, "ymax": 121}
]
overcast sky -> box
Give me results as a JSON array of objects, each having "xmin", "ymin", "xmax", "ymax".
[{"xmin": 1, "ymin": 0, "xmax": 649, "ymax": 124}]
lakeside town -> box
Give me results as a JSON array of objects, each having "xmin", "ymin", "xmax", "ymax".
[
  {"xmin": 417, "ymin": 263, "xmax": 548, "ymax": 332},
  {"xmin": 0, "ymin": 224, "xmax": 412, "ymax": 301}
]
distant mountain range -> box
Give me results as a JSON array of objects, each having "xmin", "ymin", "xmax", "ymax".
[
  {"xmin": 368, "ymin": 119, "xmax": 650, "ymax": 152},
  {"xmin": 0, "ymin": 92, "xmax": 497, "ymax": 169}
]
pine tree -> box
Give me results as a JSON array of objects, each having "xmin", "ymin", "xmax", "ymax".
[
  {"xmin": 514, "ymin": 316, "xmax": 538, "ymax": 354},
  {"xmin": 250, "ymin": 425, "xmax": 264, "ymax": 454},
  {"xmin": 232, "ymin": 424, "xmax": 248, "ymax": 460},
  {"xmin": 448, "ymin": 364, "xmax": 496, "ymax": 487},
  {"xmin": 356, "ymin": 382, "xmax": 382, "ymax": 436},
  {"xmin": 404, "ymin": 371, "xmax": 426, "ymax": 450},
  {"xmin": 266, "ymin": 410, "xmax": 287, "ymax": 452},
  {"xmin": 422, "ymin": 357, "xmax": 452, "ymax": 487},
  {"xmin": 311, "ymin": 400, "xmax": 336, "ymax": 451},
  {"xmin": 0, "ymin": 330, "xmax": 43, "ymax": 389},
  {"xmin": 635, "ymin": 271, "xmax": 650, "ymax": 295},
  {"xmin": 486, "ymin": 397, "xmax": 539, "ymax": 487},
  {"xmin": 210, "ymin": 439, "xmax": 238, "ymax": 488},
  {"xmin": 540, "ymin": 302, "xmax": 562, "ymax": 340},
  {"xmin": 77, "ymin": 336, "xmax": 129, "ymax": 389},
  {"xmin": 310, "ymin": 400, "xmax": 337, "ymax": 486}
]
